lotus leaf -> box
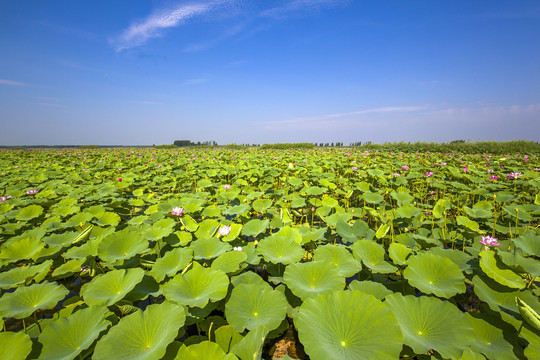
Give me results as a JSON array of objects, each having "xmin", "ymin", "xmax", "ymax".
[
  {"xmin": 388, "ymin": 242, "xmax": 413, "ymax": 266},
  {"xmin": 0, "ymin": 260, "xmax": 52, "ymax": 289},
  {"xmin": 323, "ymin": 212, "xmax": 352, "ymax": 228},
  {"xmin": 42, "ymin": 231, "xmax": 79, "ymax": 247},
  {"xmin": 241, "ymin": 219, "xmax": 269, "ymax": 237},
  {"xmin": 163, "ymin": 262, "xmax": 229, "ymax": 308},
  {"xmin": 97, "ymin": 229, "xmax": 148, "ymax": 263},
  {"xmin": 211, "ymin": 251, "xmax": 248, "ymax": 274},
  {"xmin": 512, "ymin": 232, "xmax": 540, "ymax": 256},
  {"xmin": 190, "ymin": 237, "xmax": 231, "ymax": 260},
  {"xmin": 313, "ymin": 244, "xmax": 362, "ymax": 277},
  {"xmin": 347, "ymin": 280, "xmax": 392, "ymax": 300},
  {"xmin": 38, "ymin": 306, "xmax": 111, "ymax": 360},
  {"xmin": 80, "ymin": 268, "xmax": 145, "ymax": 306},
  {"xmin": 283, "ymin": 261, "xmax": 345, "ymax": 300},
  {"xmin": 252, "ymin": 198, "xmax": 272, "ymax": 212},
  {"xmin": 385, "ymin": 293, "xmax": 474, "ymax": 359},
  {"xmin": 231, "ymin": 271, "xmax": 267, "ymax": 288},
  {"xmin": 395, "ymin": 204, "xmax": 422, "ymax": 218},
  {"xmin": 176, "ymin": 341, "xmax": 239, "ymax": 360},
  {"xmin": 0, "ymin": 237, "xmax": 45, "ymax": 264},
  {"xmin": 221, "ymin": 223, "xmax": 242, "ymax": 242},
  {"xmin": 225, "ymin": 283, "xmax": 288, "ymax": 332},
  {"xmin": 351, "ymin": 240, "xmax": 398, "ymax": 274},
  {"xmin": 93, "ymin": 301, "xmax": 185, "ymax": 360},
  {"xmin": 230, "ymin": 325, "xmax": 269, "ymax": 360},
  {"xmin": 0, "ymin": 282, "xmax": 69, "ymax": 319},
  {"xmin": 479, "ymin": 250, "xmax": 525, "ymax": 289},
  {"xmin": 15, "ymin": 204, "xmax": 44, "ymax": 221},
  {"xmin": 0, "ymin": 331, "xmax": 32, "ymax": 360},
  {"xmin": 404, "ymin": 252, "xmax": 465, "ymax": 298},
  {"xmin": 215, "ymin": 325, "xmax": 244, "ymax": 353},
  {"xmin": 150, "ymin": 247, "xmax": 193, "ymax": 282},
  {"xmin": 93, "ymin": 211, "xmax": 121, "ymax": 227},
  {"xmin": 294, "ymin": 290, "xmax": 403, "ymax": 359},
  {"xmin": 466, "ymin": 313, "xmax": 518, "ymax": 360},
  {"xmin": 256, "ymin": 234, "xmax": 304, "ymax": 265},
  {"xmin": 52, "ymin": 258, "xmax": 86, "ymax": 278},
  {"xmin": 194, "ymin": 219, "xmax": 220, "ymax": 238}
]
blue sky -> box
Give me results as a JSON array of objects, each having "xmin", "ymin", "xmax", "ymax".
[{"xmin": 1, "ymin": 0, "xmax": 539, "ymax": 146}]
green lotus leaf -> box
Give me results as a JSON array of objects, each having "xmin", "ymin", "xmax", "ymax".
[
  {"xmin": 52, "ymin": 205, "xmax": 80, "ymax": 218},
  {"xmin": 432, "ymin": 198, "xmax": 452, "ymax": 218},
  {"xmin": 388, "ymin": 242, "xmax": 413, "ymax": 266},
  {"xmin": 428, "ymin": 247, "xmax": 473, "ymax": 272},
  {"xmin": 323, "ymin": 212, "xmax": 352, "ymax": 228},
  {"xmin": 177, "ymin": 341, "xmax": 239, "ymax": 360},
  {"xmin": 463, "ymin": 205, "xmax": 492, "ymax": 219},
  {"xmin": 512, "ymin": 232, "xmax": 540, "ymax": 256},
  {"xmin": 299, "ymin": 226, "xmax": 327, "ymax": 243},
  {"xmin": 52, "ymin": 258, "xmax": 86, "ymax": 278},
  {"xmin": 93, "ymin": 211, "xmax": 121, "ymax": 227},
  {"xmin": 202, "ymin": 204, "xmax": 225, "ymax": 218},
  {"xmin": 223, "ymin": 204, "xmax": 251, "ymax": 216},
  {"xmin": 459, "ymin": 349, "xmax": 487, "ymax": 360},
  {"xmin": 517, "ymin": 297, "xmax": 540, "ymax": 332},
  {"xmin": 273, "ymin": 226, "xmax": 303, "ymax": 244},
  {"xmin": 283, "ymin": 261, "xmax": 345, "ymax": 300},
  {"xmin": 302, "ymin": 186, "xmax": 326, "ymax": 196},
  {"xmin": 230, "ymin": 271, "xmax": 267, "ymax": 288},
  {"xmin": 472, "ymin": 275, "xmax": 539, "ymax": 315},
  {"xmin": 351, "ymin": 240, "xmax": 398, "ymax": 274},
  {"xmin": 163, "ymin": 262, "xmax": 229, "ymax": 308},
  {"xmin": 42, "ymin": 231, "xmax": 80, "ymax": 247},
  {"xmin": 521, "ymin": 324, "xmax": 540, "ymax": 359},
  {"xmin": 150, "ymin": 247, "xmax": 193, "ymax": 282},
  {"xmin": 256, "ymin": 234, "xmax": 304, "ymax": 265},
  {"xmin": 404, "ymin": 252, "xmax": 465, "ymax": 298},
  {"xmin": 313, "ymin": 244, "xmax": 362, "ymax": 277},
  {"xmin": 16, "ymin": 204, "xmax": 44, "ymax": 221},
  {"xmin": 348, "ymin": 280, "xmax": 392, "ymax": 300},
  {"xmin": 0, "ymin": 260, "xmax": 52, "ymax": 289},
  {"xmin": 97, "ymin": 228, "xmax": 149, "ymax": 263},
  {"xmin": 38, "ymin": 306, "xmax": 111, "ymax": 360},
  {"xmin": 503, "ymin": 205, "xmax": 532, "ymax": 222},
  {"xmin": 225, "ymin": 283, "xmax": 288, "ymax": 332},
  {"xmin": 221, "ymin": 223, "xmax": 242, "ymax": 242},
  {"xmin": 180, "ymin": 197, "xmax": 207, "ymax": 213},
  {"xmin": 93, "ymin": 301, "xmax": 185, "ymax": 360},
  {"xmin": 295, "ymin": 290, "xmax": 403, "ymax": 360},
  {"xmin": 252, "ymin": 198, "xmax": 273, "ymax": 212},
  {"xmin": 142, "ymin": 225, "xmax": 173, "ymax": 241},
  {"xmin": 395, "ymin": 204, "xmax": 422, "ymax": 218},
  {"xmin": 215, "ymin": 325, "xmax": 244, "ymax": 353},
  {"xmin": 457, "ymin": 215, "xmax": 480, "ymax": 232},
  {"xmin": 321, "ymin": 196, "xmax": 339, "ymax": 208},
  {"xmin": 497, "ymin": 251, "xmax": 540, "ymax": 277},
  {"xmin": 190, "ymin": 237, "xmax": 231, "ymax": 260},
  {"xmin": 335, "ymin": 220, "xmax": 365, "ymax": 244},
  {"xmin": 479, "ymin": 250, "xmax": 525, "ymax": 289},
  {"xmin": 290, "ymin": 196, "xmax": 306, "ymax": 208},
  {"xmin": 180, "ymin": 214, "xmax": 199, "ymax": 232},
  {"xmin": 375, "ymin": 223, "xmax": 390, "ymax": 239},
  {"xmin": 390, "ymin": 191, "xmax": 414, "ymax": 206},
  {"xmin": 0, "ymin": 237, "xmax": 46, "ymax": 264},
  {"xmin": 194, "ymin": 219, "xmax": 219, "ymax": 238},
  {"xmin": 0, "ymin": 282, "xmax": 69, "ymax": 319},
  {"xmin": 0, "ymin": 331, "xmax": 32, "ymax": 360},
  {"xmin": 466, "ymin": 313, "xmax": 519, "ymax": 360},
  {"xmin": 231, "ymin": 325, "xmax": 269, "ymax": 360},
  {"xmin": 241, "ymin": 219, "xmax": 269, "ymax": 238},
  {"xmin": 80, "ymin": 268, "xmax": 145, "ymax": 306},
  {"xmin": 211, "ymin": 251, "xmax": 248, "ymax": 274},
  {"xmin": 63, "ymin": 239, "xmax": 99, "ymax": 259},
  {"xmin": 362, "ymin": 192, "xmax": 384, "ymax": 204},
  {"xmin": 385, "ymin": 293, "xmax": 474, "ymax": 359}
]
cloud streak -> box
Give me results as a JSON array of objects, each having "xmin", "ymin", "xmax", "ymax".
[
  {"xmin": 0, "ymin": 79, "xmax": 29, "ymax": 86},
  {"xmin": 261, "ymin": 0, "xmax": 349, "ymax": 18},
  {"xmin": 112, "ymin": 1, "xmax": 229, "ymax": 51}
]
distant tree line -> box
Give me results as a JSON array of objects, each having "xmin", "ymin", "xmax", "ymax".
[
  {"xmin": 173, "ymin": 140, "xmax": 217, "ymax": 147},
  {"xmin": 349, "ymin": 140, "xmax": 540, "ymax": 154}
]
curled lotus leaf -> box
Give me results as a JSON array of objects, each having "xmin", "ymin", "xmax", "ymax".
[
  {"xmin": 97, "ymin": 228, "xmax": 148, "ymax": 264},
  {"xmin": 479, "ymin": 250, "xmax": 525, "ymax": 289},
  {"xmin": 388, "ymin": 242, "xmax": 413, "ymax": 266},
  {"xmin": 163, "ymin": 262, "xmax": 229, "ymax": 308},
  {"xmin": 385, "ymin": 293, "xmax": 474, "ymax": 359},
  {"xmin": 38, "ymin": 306, "xmax": 111, "ymax": 360},
  {"xmin": 231, "ymin": 325, "xmax": 269, "ymax": 360},
  {"xmin": 0, "ymin": 331, "xmax": 32, "ymax": 360},
  {"xmin": 176, "ymin": 340, "xmax": 239, "ymax": 360},
  {"xmin": 313, "ymin": 244, "xmax": 362, "ymax": 277},
  {"xmin": 225, "ymin": 283, "xmax": 288, "ymax": 333},
  {"xmin": 80, "ymin": 268, "xmax": 145, "ymax": 306},
  {"xmin": 403, "ymin": 252, "xmax": 466, "ymax": 298},
  {"xmin": 0, "ymin": 259, "xmax": 52, "ymax": 289},
  {"xmin": 283, "ymin": 261, "xmax": 345, "ymax": 300},
  {"xmin": 93, "ymin": 301, "xmax": 185, "ymax": 360},
  {"xmin": 150, "ymin": 247, "xmax": 193, "ymax": 282},
  {"xmin": 348, "ymin": 280, "xmax": 392, "ymax": 300},
  {"xmin": 351, "ymin": 240, "xmax": 398, "ymax": 274},
  {"xmin": 0, "ymin": 282, "xmax": 69, "ymax": 319},
  {"xmin": 294, "ymin": 290, "xmax": 403, "ymax": 360}
]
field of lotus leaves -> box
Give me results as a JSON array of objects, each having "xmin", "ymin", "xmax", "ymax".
[{"xmin": 0, "ymin": 147, "xmax": 539, "ymax": 360}]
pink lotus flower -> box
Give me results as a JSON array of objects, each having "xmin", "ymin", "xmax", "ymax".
[
  {"xmin": 219, "ymin": 225, "xmax": 232, "ymax": 236},
  {"xmin": 463, "ymin": 166, "xmax": 468, "ymax": 172},
  {"xmin": 171, "ymin": 207, "xmax": 184, "ymax": 216},
  {"xmin": 118, "ymin": 178, "xmax": 122, "ymax": 182},
  {"xmin": 26, "ymin": 189, "xmax": 39, "ymax": 195},
  {"xmin": 425, "ymin": 171, "xmax": 433, "ymax": 177},
  {"xmin": 480, "ymin": 235, "xmax": 501, "ymax": 250},
  {"xmin": 233, "ymin": 246, "xmax": 243, "ymax": 252},
  {"xmin": 223, "ymin": 184, "xmax": 231, "ymax": 190},
  {"xmin": 0, "ymin": 195, "xmax": 11, "ymax": 202},
  {"xmin": 489, "ymin": 175, "xmax": 498, "ymax": 181},
  {"xmin": 401, "ymin": 165, "xmax": 409, "ymax": 170},
  {"xmin": 487, "ymin": 169, "xmax": 494, "ymax": 173},
  {"xmin": 351, "ymin": 167, "xmax": 358, "ymax": 171},
  {"xmin": 393, "ymin": 173, "xmax": 401, "ymax": 177},
  {"xmin": 506, "ymin": 172, "xmax": 522, "ymax": 179}
]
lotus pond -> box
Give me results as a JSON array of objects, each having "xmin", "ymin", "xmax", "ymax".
[{"xmin": 0, "ymin": 147, "xmax": 539, "ymax": 360}]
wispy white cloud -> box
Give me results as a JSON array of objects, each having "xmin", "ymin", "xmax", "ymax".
[
  {"xmin": 261, "ymin": 0, "xmax": 349, "ymax": 18},
  {"xmin": 112, "ymin": 1, "xmax": 230, "ymax": 51},
  {"xmin": 0, "ymin": 79, "xmax": 29, "ymax": 86}
]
